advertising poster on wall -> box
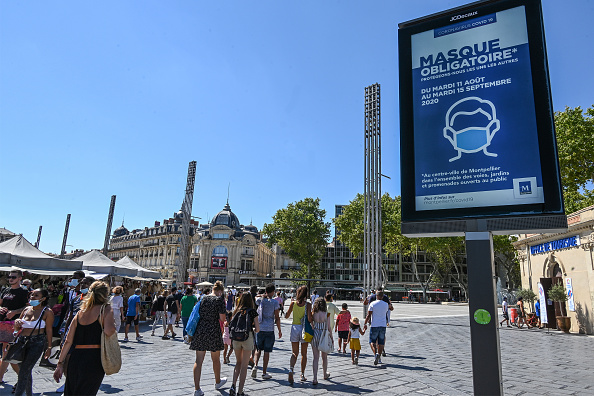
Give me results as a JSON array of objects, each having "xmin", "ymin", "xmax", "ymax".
[
  {"xmin": 565, "ymin": 278, "xmax": 575, "ymax": 312},
  {"xmin": 537, "ymin": 282, "xmax": 548, "ymax": 324},
  {"xmin": 211, "ymin": 257, "xmax": 227, "ymax": 269},
  {"xmin": 411, "ymin": 6, "xmax": 544, "ymax": 211}
]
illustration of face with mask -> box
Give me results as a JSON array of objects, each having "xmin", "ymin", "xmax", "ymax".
[{"xmin": 443, "ymin": 96, "xmax": 500, "ymax": 162}]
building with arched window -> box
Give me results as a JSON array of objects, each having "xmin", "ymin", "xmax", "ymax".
[
  {"xmin": 514, "ymin": 205, "xmax": 594, "ymax": 334},
  {"xmin": 188, "ymin": 203, "xmax": 279, "ymax": 286}
]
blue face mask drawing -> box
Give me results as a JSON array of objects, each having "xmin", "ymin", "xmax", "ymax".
[
  {"xmin": 443, "ymin": 97, "xmax": 500, "ymax": 162},
  {"xmin": 68, "ymin": 279, "xmax": 79, "ymax": 287},
  {"xmin": 80, "ymin": 288, "xmax": 89, "ymax": 294}
]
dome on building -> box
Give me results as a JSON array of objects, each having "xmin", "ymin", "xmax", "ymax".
[
  {"xmin": 113, "ymin": 224, "xmax": 129, "ymax": 237},
  {"xmin": 174, "ymin": 209, "xmax": 184, "ymax": 224},
  {"xmin": 211, "ymin": 203, "xmax": 240, "ymax": 229}
]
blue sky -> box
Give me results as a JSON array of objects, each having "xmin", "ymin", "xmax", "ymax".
[{"xmin": 1, "ymin": 1, "xmax": 592, "ymax": 253}]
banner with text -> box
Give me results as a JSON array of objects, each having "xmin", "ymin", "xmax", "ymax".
[{"xmin": 412, "ymin": 6, "xmax": 545, "ymax": 211}]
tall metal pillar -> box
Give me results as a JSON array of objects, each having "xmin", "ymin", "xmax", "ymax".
[
  {"xmin": 34, "ymin": 226, "xmax": 42, "ymax": 249},
  {"xmin": 176, "ymin": 161, "xmax": 197, "ymax": 286},
  {"xmin": 103, "ymin": 195, "xmax": 116, "ymax": 256},
  {"xmin": 364, "ymin": 83, "xmax": 382, "ymax": 311},
  {"xmin": 60, "ymin": 214, "xmax": 71, "ymax": 259},
  {"xmin": 465, "ymin": 232, "xmax": 503, "ymax": 395}
]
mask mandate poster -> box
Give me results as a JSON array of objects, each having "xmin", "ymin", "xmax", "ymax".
[{"xmin": 412, "ymin": 6, "xmax": 545, "ymax": 212}]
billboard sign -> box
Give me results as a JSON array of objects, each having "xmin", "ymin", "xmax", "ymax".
[
  {"xmin": 399, "ymin": 0, "xmax": 565, "ymax": 234},
  {"xmin": 211, "ymin": 257, "xmax": 227, "ymax": 269}
]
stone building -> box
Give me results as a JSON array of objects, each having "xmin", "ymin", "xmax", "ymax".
[
  {"xmin": 189, "ymin": 203, "xmax": 276, "ymax": 286},
  {"xmin": 107, "ymin": 210, "xmax": 200, "ymax": 280},
  {"xmin": 108, "ymin": 203, "xmax": 285, "ymax": 286},
  {"xmin": 514, "ymin": 205, "xmax": 594, "ymax": 334}
]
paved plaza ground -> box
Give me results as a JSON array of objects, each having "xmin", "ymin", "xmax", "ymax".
[{"xmin": 1, "ymin": 301, "xmax": 593, "ymax": 395}]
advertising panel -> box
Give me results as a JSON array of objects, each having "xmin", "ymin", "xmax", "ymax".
[
  {"xmin": 211, "ymin": 257, "xmax": 227, "ymax": 269},
  {"xmin": 565, "ymin": 278, "xmax": 575, "ymax": 312},
  {"xmin": 537, "ymin": 282, "xmax": 547, "ymax": 324},
  {"xmin": 411, "ymin": 6, "xmax": 543, "ymax": 211},
  {"xmin": 399, "ymin": 0, "xmax": 565, "ymax": 234}
]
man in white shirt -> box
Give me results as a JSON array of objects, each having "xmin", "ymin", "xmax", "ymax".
[
  {"xmin": 364, "ymin": 290, "xmax": 389, "ymax": 366},
  {"xmin": 311, "ymin": 290, "xmax": 320, "ymax": 304}
]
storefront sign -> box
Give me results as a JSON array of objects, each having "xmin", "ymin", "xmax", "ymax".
[
  {"xmin": 537, "ymin": 282, "xmax": 547, "ymax": 324},
  {"xmin": 565, "ymin": 278, "xmax": 575, "ymax": 312},
  {"xmin": 530, "ymin": 235, "xmax": 580, "ymax": 255}
]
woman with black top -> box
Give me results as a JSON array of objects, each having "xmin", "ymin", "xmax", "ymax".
[
  {"xmin": 229, "ymin": 293, "xmax": 260, "ymax": 396},
  {"xmin": 13, "ymin": 289, "xmax": 54, "ymax": 396},
  {"xmin": 53, "ymin": 281, "xmax": 116, "ymax": 396},
  {"xmin": 189, "ymin": 281, "xmax": 227, "ymax": 396}
]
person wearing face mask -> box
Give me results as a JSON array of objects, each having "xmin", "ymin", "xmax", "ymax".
[
  {"xmin": 0, "ymin": 270, "xmax": 29, "ymax": 385},
  {"xmin": 13, "ymin": 289, "xmax": 54, "ymax": 396}
]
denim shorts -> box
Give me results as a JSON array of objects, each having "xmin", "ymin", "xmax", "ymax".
[
  {"xmin": 369, "ymin": 327, "xmax": 386, "ymax": 346},
  {"xmin": 255, "ymin": 331, "xmax": 275, "ymax": 352}
]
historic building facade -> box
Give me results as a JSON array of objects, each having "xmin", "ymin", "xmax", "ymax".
[
  {"xmin": 107, "ymin": 210, "xmax": 200, "ymax": 280},
  {"xmin": 108, "ymin": 203, "xmax": 287, "ymax": 285},
  {"xmin": 514, "ymin": 205, "xmax": 594, "ymax": 334}
]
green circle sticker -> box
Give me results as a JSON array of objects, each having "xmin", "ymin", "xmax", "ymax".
[{"xmin": 474, "ymin": 309, "xmax": 491, "ymax": 325}]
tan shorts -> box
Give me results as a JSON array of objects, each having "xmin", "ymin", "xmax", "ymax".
[{"xmin": 232, "ymin": 332, "xmax": 254, "ymax": 351}]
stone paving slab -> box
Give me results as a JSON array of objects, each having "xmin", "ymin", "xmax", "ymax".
[{"xmin": 0, "ymin": 301, "xmax": 592, "ymax": 395}]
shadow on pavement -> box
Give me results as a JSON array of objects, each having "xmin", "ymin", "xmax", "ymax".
[
  {"xmin": 380, "ymin": 363, "xmax": 432, "ymax": 371},
  {"xmin": 389, "ymin": 354, "xmax": 426, "ymax": 360},
  {"xmin": 99, "ymin": 383, "xmax": 124, "ymax": 394},
  {"xmin": 397, "ymin": 319, "xmax": 468, "ymax": 328}
]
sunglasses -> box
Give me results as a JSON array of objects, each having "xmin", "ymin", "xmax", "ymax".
[{"xmin": 7, "ymin": 276, "xmax": 18, "ymax": 280}]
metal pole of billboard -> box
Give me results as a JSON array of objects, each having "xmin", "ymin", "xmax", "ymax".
[{"xmin": 465, "ymin": 232, "xmax": 503, "ymax": 396}]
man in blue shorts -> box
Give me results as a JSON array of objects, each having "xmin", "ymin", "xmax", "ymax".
[
  {"xmin": 252, "ymin": 283, "xmax": 282, "ymax": 380},
  {"xmin": 364, "ymin": 290, "xmax": 389, "ymax": 366}
]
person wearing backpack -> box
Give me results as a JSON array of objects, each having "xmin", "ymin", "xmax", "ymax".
[
  {"xmin": 188, "ymin": 281, "xmax": 228, "ymax": 396},
  {"xmin": 229, "ymin": 292, "xmax": 259, "ymax": 396}
]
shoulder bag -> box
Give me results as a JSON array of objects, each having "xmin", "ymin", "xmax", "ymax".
[
  {"xmin": 100, "ymin": 304, "xmax": 122, "ymax": 375},
  {"xmin": 5, "ymin": 307, "xmax": 47, "ymax": 364},
  {"xmin": 301, "ymin": 303, "xmax": 313, "ymax": 343}
]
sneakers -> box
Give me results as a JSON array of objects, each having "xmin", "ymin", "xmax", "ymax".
[
  {"xmin": 136, "ymin": 336, "xmax": 143, "ymax": 342},
  {"xmin": 251, "ymin": 367, "xmax": 257, "ymax": 378},
  {"xmin": 194, "ymin": 389, "xmax": 204, "ymax": 396},
  {"xmin": 378, "ymin": 356, "xmax": 383, "ymax": 365},
  {"xmin": 354, "ymin": 357, "xmax": 358, "ymax": 366},
  {"xmin": 162, "ymin": 335, "xmax": 170, "ymax": 340},
  {"xmin": 288, "ymin": 368, "xmax": 294, "ymax": 384},
  {"xmin": 183, "ymin": 335, "xmax": 189, "ymax": 344},
  {"xmin": 229, "ymin": 384, "xmax": 236, "ymax": 396},
  {"xmin": 171, "ymin": 332, "xmax": 177, "ymax": 338},
  {"xmin": 374, "ymin": 354, "xmax": 379, "ymax": 365},
  {"xmin": 123, "ymin": 337, "xmax": 129, "ymax": 342},
  {"xmin": 151, "ymin": 332, "xmax": 155, "ymax": 336},
  {"xmin": 381, "ymin": 350, "xmax": 386, "ymax": 357},
  {"xmin": 261, "ymin": 373, "xmax": 272, "ymax": 380},
  {"xmin": 214, "ymin": 377, "xmax": 227, "ymax": 390}
]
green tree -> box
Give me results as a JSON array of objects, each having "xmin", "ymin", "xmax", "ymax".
[
  {"xmin": 554, "ymin": 105, "xmax": 594, "ymax": 213},
  {"xmin": 262, "ymin": 198, "xmax": 331, "ymax": 289},
  {"xmin": 493, "ymin": 235, "xmax": 521, "ymax": 292}
]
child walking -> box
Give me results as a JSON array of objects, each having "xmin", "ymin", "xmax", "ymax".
[
  {"xmin": 334, "ymin": 303, "xmax": 351, "ymax": 353},
  {"xmin": 222, "ymin": 310, "xmax": 233, "ymax": 363},
  {"xmin": 348, "ymin": 317, "xmax": 366, "ymax": 365}
]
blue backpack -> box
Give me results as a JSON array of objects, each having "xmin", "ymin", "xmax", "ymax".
[{"xmin": 186, "ymin": 300, "xmax": 201, "ymax": 337}]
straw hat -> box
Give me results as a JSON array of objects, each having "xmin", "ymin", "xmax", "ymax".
[{"xmin": 350, "ymin": 317, "xmax": 360, "ymax": 325}]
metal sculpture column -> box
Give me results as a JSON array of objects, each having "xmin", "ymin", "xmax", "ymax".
[
  {"xmin": 103, "ymin": 195, "xmax": 116, "ymax": 256},
  {"xmin": 176, "ymin": 161, "xmax": 196, "ymax": 287},
  {"xmin": 59, "ymin": 214, "xmax": 71, "ymax": 259},
  {"xmin": 364, "ymin": 83, "xmax": 382, "ymax": 311}
]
